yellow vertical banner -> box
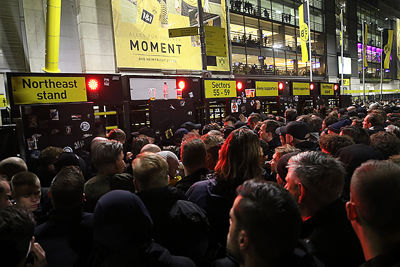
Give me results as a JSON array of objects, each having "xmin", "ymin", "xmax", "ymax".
[
  {"xmin": 383, "ymin": 29, "xmax": 394, "ymax": 69},
  {"xmin": 110, "ymin": 0, "xmax": 229, "ymax": 71},
  {"xmin": 339, "ymin": 13, "xmax": 342, "ymax": 46},
  {"xmin": 363, "ymin": 23, "xmax": 368, "ymax": 67},
  {"xmin": 298, "ymin": 4, "xmax": 309, "ymax": 62}
]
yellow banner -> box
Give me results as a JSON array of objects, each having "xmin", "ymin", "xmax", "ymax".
[
  {"xmin": 293, "ymin": 82, "xmax": 310, "ymax": 96},
  {"xmin": 204, "ymin": 26, "xmax": 227, "ymax": 57},
  {"xmin": 364, "ymin": 23, "xmax": 368, "ymax": 67},
  {"xmin": 255, "ymin": 81, "xmax": 278, "ymax": 96},
  {"xmin": 384, "ymin": 29, "xmax": 394, "ymax": 69},
  {"xmin": 111, "ymin": 0, "xmax": 229, "ymax": 71},
  {"xmin": 299, "ymin": 4, "xmax": 309, "ymax": 62},
  {"xmin": 321, "ymin": 83, "xmax": 334, "ymax": 96},
  {"xmin": 11, "ymin": 76, "xmax": 87, "ymax": 105},
  {"xmin": 0, "ymin": 95, "xmax": 7, "ymax": 107},
  {"xmin": 204, "ymin": 80, "xmax": 236, "ymax": 98}
]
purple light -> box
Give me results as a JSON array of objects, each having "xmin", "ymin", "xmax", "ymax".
[
  {"xmin": 385, "ymin": 69, "xmax": 390, "ymax": 73},
  {"xmin": 358, "ymin": 43, "xmax": 362, "ymax": 48},
  {"xmin": 367, "ymin": 45, "xmax": 372, "ymax": 51}
]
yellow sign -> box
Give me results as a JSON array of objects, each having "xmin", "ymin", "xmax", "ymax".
[
  {"xmin": 0, "ymin": 95, "xmax": 7, "ymax": 107},
  {"xmin": 256, "ymin": 81, "xmax": 278, "ymax": 97},
  {"xmin": 11, "ymin": 76, "xmax": 87, "ymax": 105},
  {"xmin": 293, "ymin": 82, "xmax": 310, "ymax": 96},
  {"xmin": 343, "ymin": 79, "xmax": 350, "ymax": 86},
  {"xmin": 204, "ymin": 26, "xmax": 227, "ymax": 57},
  {"xmin": 363, "ymin": 23, "xmax": 368, "ymax": 67},
  {"xmin": 168, "ymin": 26, "xmax": 198, "ymax": 38},
  {"xmin": 111, "ymin": 0, "xmax": 229, "ymax": 71},
  {"xmin": 321, "ymin": 83, "xmax": 334, "ymax": 96},
  {"xmin": 204, "ymin": 80, "xmax": 236, "ymax": 98},
  {"xmin": 384, "ymin": 29, "xmax": 394, "ymax": 69},
  {"xmin": 299, "ymin": 4, "xmax": 309, "ymax": 62}
]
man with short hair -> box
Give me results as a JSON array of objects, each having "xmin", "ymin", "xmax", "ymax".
[
  {"xmin": 85, "ymin": 140, "xmax": 132, "ymax": 211},
  {"xmin": 133, "ymin": 153, "xmax": 209, "ymax": 265},
  {"xmin": 176, "ymin": 137, "xmax": 209, "ymax": 193},
  {"xmin": 0, "ymin": 206, "xmax": 46, "ymax": 267},
  {"xmin": 224, "ymin": 115, "xmax": 237, "ymax": 128},
  {"xmin": 285, "ymin": 108, "xmax": 298, "ymax": 123},
  {"xmin": 219, "ymin": 180, "xmax": 319, "ymax": 267},
  {"xmin": 0, "ymin": 156, "xmax": 28, "ymax": 181},
  {"xmin": 285, "ymin": 151, "xmax": 364, "ymax": 267},
  {"xmin": 0, "ymin": 177, "xmax": 12, "ymax": 209},
  {"xmin": 35, "ymin": 166, "xmax": 93, "ymax": 267},
  {"xmin": 11, "ymin": 172, "xmax": 42, "ymax": 212},
  {"xmin": 346, "ymin": 160, "xmax": 400, "ymax": 266},
  {"xmin": 363, "ymin": 113, "xmax": 385, "ymax": 135},
  {"xmin": 201, "ymin": 133, "xmax": 224, "ymax": 171},
  {"xmin": 259, "ymin": 120, "xmax": 281, "ymax": 159},
  {"xmin": 247, "ymin": 113, "xmax": 262, "ymax": 130},
  {"xmin": 276, "ymin": 121, "xmax": 317, "ymax": 151}
]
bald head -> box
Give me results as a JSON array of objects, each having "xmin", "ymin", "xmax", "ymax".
[
  {"xmin": 140, "ymin": 144, "xmax": 161, "ymax": 154},
  {"xmin": 0, "ymin": 157, "xmax": 28, "ymax": 181},
  {"xmin": 351, "ymin": 160, "xmax": 400, "ymax": 236}
]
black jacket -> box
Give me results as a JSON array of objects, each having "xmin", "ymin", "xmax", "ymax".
[
  {"xmin": 137, "ymin": 186, "xmax": 210, "ymax": 264},
  {"xmin": 175, "ymin": 168, "xmax": 209, "ymax": 194},
  {"xmin": 35, "ymin": 210, "xmax": 94, "ymax": 267},
  {"xmin": 301, "ymin": 199, "xmax": 364, "ymax": 267}
]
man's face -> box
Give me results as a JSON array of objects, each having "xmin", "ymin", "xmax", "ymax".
[
  {"xmin": 363, "ymin": 116, "xmax": 371, "ymax": 129},
  {"xmin": 15, "ymin": 184, "xmax": 41, "ymax": 212},
  {"xmin": 226, "ymin": 196, "xmax": 244, "ymax": 263},
  {"xmin": 224, "ymin": 121, "xmax": 234, "ymax": 127},
  {"xmin": 0, "ymin": 180, "xmax": 12, "ymax": 209},
  {"xmin": 259, "ymin": 123, "xmax": 270, "ymax": 142},
  {"xmin": 270, "ymin": 152, "xmax": 280, "ymax": 173},
  {"xmin": 284, "ymin": 167, "xmax": 301, "ymax": 204}
]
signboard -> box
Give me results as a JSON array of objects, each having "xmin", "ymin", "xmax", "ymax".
[
  {"xmin": 343, "ymin": 79, "xmax": 350, "ymax": 86},
  {"xmin": 111, "ymin": 0, "xmax": 229, "ymax": 71},
  {"xmin": 204, "ymin": 80, "xmax": 236, "ymax": 98},
  {"xmin": 255, "ymin": 81, "xmax": 278, "ymax": 97},
  {"xmin": 168, "ymin": 26, "xmax": 198, "ymax": 38},
  {"xmin": 245, "ymin": 89, "xmax": 255, "ymax": 98},
  {"xmin": 293, "ymin": 82, "xmax": 310, "ymax": 96},
  {"xmin": 204, "ymin": 26, "xmax": 227, "ymax": 57},
  {"xmin": 130, "ymin": 78, "xmax": 177, "ymax": 100},
  {"xmin": 0, "ymin": 95, "xmax": 7, "ymax": 108},
  {"xmin": 11, "ymin": 76, "xmax": 87, "ymax": 105},
  {"xmin": 321, "ymin": 83, "xmax": 334, "ymax": 96}
]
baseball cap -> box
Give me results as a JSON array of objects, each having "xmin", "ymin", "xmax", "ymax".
[{"xmin": 275, "ymin": 121, "xmax": 308, "ymax": 140}]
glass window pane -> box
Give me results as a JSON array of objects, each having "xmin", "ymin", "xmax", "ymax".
[{"xmin": 274, "ymin": 49, "xmax": 286, "ymax": 75}]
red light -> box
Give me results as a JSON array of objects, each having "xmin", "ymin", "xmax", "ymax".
[
  {"xmin": 334, "ymin": 84, "xmax": 339, "ymax": 90},
  {"xmin": 178, "ymin": 80, "xmax": 186, "ymax": 90},
  {"xmin": 237, "ymin": 81, "xmax": 243, "ymax": 90},
  {"xmin": 278, "ymin": 82, "xmax": 284, "ymax": 90},
  {"xmin": 310, "ymin": 83, "xmax": 315, "ymax": 90},
  {"xmin": 87, "ymin": 79, "xmax": 99, "ymax": 91}
]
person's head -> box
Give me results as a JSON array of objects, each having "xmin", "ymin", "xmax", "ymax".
[
  {"xmin": 227, "ymin": 180, "xmax": 301, "ymax": 265},
  {"xmin": 322, "ymin": 116, "xmax": 339, "ymax": 130},
  {"xmin": 156, "ymin": 151, "xmax": 180, "ymax": 179},
  {"xmin": 180, "ymin": 137, "xmax": 206, "ymax": 175},
  {"xmin": 215, "ymin": 128, "xmax": 262, "ymax": 187},
  {"xmin": 49, "ymin": 166, "xmax": 85, "ymax": 211},
  {"xmin": 38, "ymin": 146, "xmax": 64, "ymax": 177},
  {"xmin": 132, "ymin": 152, "xmax": 169, "ymax": 191},
  {"xmin": 0, "ymin": 177, "xmax": 12, "ymax": 209},
  {"xmin": 131, "ymin": 137, "xmax": 150, "ymax": 159},
  {"xmin": 0, "ymin": 206, "xmax": 35, "ymax": 267},
  {"xmin": 90, "ymin": 137, "xmax": 109, "ymax": 153},
  {"xmin": 202, "ymin": 133, "xmax": 224, "ymax": 170},
  {"xmin": 247, "ymin": 113, "xmax": 262, "ymax": 130},
  {"xmin": 285, "ymin": 151, "xmax": 345, "ymax": 219},
  {"xmin": 259, "ymin": 120, "xmax": 280, "ymax": 142},
  {"xmin": 284, "ymin": 109, "xmax": 297, "ymax": 123},
  {"xmin": 309, "ymin": 115, "xmax": 323, "ymax": 133},
  {"xmin": 319, "ymin": 134, "xmax": 354, "ymax": 156},
  {"xmin": 224, "ymin": 115, "xmax": 237, "ymax": 127},
  {"xmin": 137, "ymin": 127, "xmax": 156, "ymax": 144},
  {"xmin": 0, "ymin": 157, "xmax": 28, "ymax": 181},
  {"xmin": 11, "ymin": 172, "xmax": 41, "ymax": 212},
  {"xmin": 370, "ymin": 132, "xmax": 400, "ymax": 159},
  {"xmin": 270, "ymin": 145, "xmax": 300, "ymax": 173},
  {"xmin": 276, "ymin": 152, "xmax": 300, "ymax": 186},
  {"xmin": 92, "ymin": 140, "xmax": 125, "ymax": 175},
  {"xmin": 202, "ymin": 123, "xmax": 221, "ymax": 135},
  {"xmin": 346, "ymin": 161, "xmax": 400, "ymax": 254},
  {"xmin": 140, "ymin": 144, "xmax": 161, "ymax": 154},
  {"xmin": 276, "ymin": 121, "xmax": 309, "ymax": 145},
  {"xmin": 340, "ymin": 126, "xmax": 371, "ymax": 145},
  {"xmin": 107, "ymin": 128, "xmax": 126, "ymax": 144},
  {"xmin": 363, "ymin": 113, "xmax": 384, "ymax": 129}
]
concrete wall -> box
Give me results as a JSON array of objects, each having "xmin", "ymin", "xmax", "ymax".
[{"xmin": 76, "ymin": 0, "xmax": 115, "ymax": 73}]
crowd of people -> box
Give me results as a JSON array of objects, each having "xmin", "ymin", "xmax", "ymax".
[{"xmin": 2, "ymin": 101, "xmax": 400, "ymax": 267}]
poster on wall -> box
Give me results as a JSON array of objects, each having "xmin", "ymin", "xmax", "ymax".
[
  {"xmin": 397, "ymin": 19, "xmax": 400, "ymax": 79},
  {"xmin": 111, "ymin": 0, "xmax": 229, "ymax": 71}
]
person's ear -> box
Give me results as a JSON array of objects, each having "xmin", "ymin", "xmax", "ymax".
[
  {"xmin": 239, "ymin": 229, "xmax": 248, "ymax": 251},
  {"xmin": 298, "ymin": 182, "xmax": 306, "ymax": 204},
  {"xmin": 286, "ymin": 134, "xmax": 293, "ymax": 144},
  {"xmin": 346, "ymin": 201, "xmax": 358, "ymax": 222}
]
